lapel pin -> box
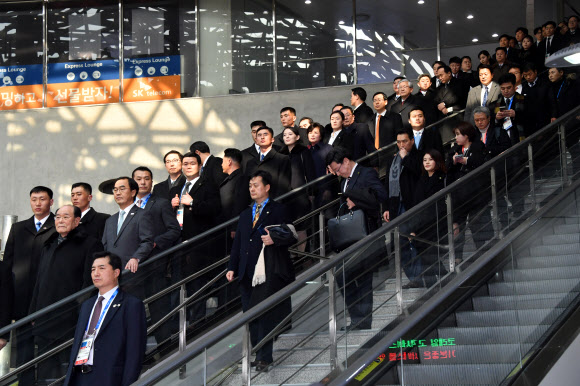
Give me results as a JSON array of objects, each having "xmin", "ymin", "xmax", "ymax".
[
  {"xmin": 113, "ymin": 304, "xmax": 121, "ymax": 308},
  {"xmin": 130, "ymin": 213, "xmax": 135, "ymax": 216}
]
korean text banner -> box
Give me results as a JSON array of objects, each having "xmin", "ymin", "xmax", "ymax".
[
  {"xmin": 123, "ymin": 55, "xmax": 181, "ymax": 102},
  {"xmin": 0, "ymin": 64, "xmax": 43, "ymax": 111},
  {"xmin": 47, "ymin": 60, "xmax": 120, "ymax": 107}
]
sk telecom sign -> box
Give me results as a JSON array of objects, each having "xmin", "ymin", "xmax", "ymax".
[{"xmin": 123, "ymin": 55, "xmax": 181, "ymax": 102}]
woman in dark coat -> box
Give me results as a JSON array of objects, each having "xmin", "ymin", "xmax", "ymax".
[
  {"xmin": 308, "ymin": 123, "xmax": 334, "ymax": 210},
  {"xmin": 446, "ymin": 122, "xmax": 491, "ymax": 264},
  {"xmin": 280, "ymin": 126, "xmax": 316, "ymax": 251}
]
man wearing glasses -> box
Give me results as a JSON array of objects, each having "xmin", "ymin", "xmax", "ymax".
[{"xmin": 152, "ymin": 150, "xmax": 185, "ymax": 200}]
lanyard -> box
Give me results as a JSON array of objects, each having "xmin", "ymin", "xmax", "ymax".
[
  {"xmin": 252, "ymin": 199, "xmax": 269, "ymax": 220},
  {"xmin": 506, "ymin": 97, "xmax": 514, "ymax": 110},
  {"xmin": 85, "ymin": 289, "xmax": 118, "ymax": 334},
  {"xmin": 135, "ymin": 193, "xmax": 151, "ymax": 208},
  {"xmin": 557, "ymin": 81, "xmax": 564, "ymax": 99}
]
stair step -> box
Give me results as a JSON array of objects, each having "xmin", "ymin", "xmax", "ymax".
[
  {"xmin": 471, "ymin": 292, "xmax": 577, "ymax": 311},
  {"xmin": 222, "ymin": 364, "xmax": 330, "ymax": 386},
  {"xmin": 455, "ymin": 308, "xmax": 565, "ymax": 327},
  {"xmin": 502, "ymin": 265, "xmax": 580, "ymax": 281},
  {"xmin": 488, "ymin": 278, "xmax": 579, "ymax": 296},
  {"xmin": 437, "ymin": 325, "xmax": 550, "ymax": 345},
  {"xmin": 529, "ymin": 243, "xmax": 580, "ymax": 256},
  {"xmin": 396, "ymin": 363, "xmax": 515, "ymax": 384},
  {"xmin": 515, "ymin": 254, "xmax": 580, "ymax": 269},
  {"xmin": 541, "ymin": 233, "xmax": 580, "ymax": 245},
  {"xmin": 553, "ymin": 223, "xmax": 580, "ymax": 234}
]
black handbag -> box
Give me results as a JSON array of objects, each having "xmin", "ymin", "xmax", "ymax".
[{"xmin": 327, "ymin": 203, "xmax": 369, "ymax": 252}]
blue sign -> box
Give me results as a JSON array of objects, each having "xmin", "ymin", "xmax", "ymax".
[
  {"xmin": 0, "ymin": 64, "xmax": 43, "ymax": 87},
  {"xmin": 123, "ymin": 55, "xmax": 180, "ymax": 79},
  {"xmin": 47, "ymin": 60, "xmax": 119, "ymax": 84}
]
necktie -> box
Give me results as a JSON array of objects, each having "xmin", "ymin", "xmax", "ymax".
[
  {"xmin": 260, "ymin": 153, "xmax": 265, "ymax": 161},
  {"xmin": 344, "ymin": 177, "xmax": 351, "ymax": 193},
  {"xmin": 88, "ymin": 296, "xmax": 104, "ymax": 335},
  {"xmin": 35, "ymin": 221, "xmax": 42, "ymax": 231},
  {"xmin": 482, "ymin": 86, "xmax": 488, "ymax": 106},
  {"xmin": 374, "ymin": 115, "xmax": 381, "ymax": 149},
  {"xmin": 136, "ymin": 199, "xmax": 143, "ymax": 208},
  {"xmin": 401, "ymin": 99, "xmax": 405, "ymax": 106},
  {"xmin": 505, "ymin": 97, "xmax": 511, "ymax": 108},
  {"xmin": 414, "ymin": 132, "xmax": 421, "ymax": 148},
  {"xmin": 547, "ymin": 37, "xmax": 551, "ymax": 53},
  {"xmin": 117, "ymin": 210, "xmax": 125, "ymax": 235},
  {"xmin": 200, "ymin": 165, "xmax": 204, "ymax": 176},
  {"xmin": 253, "ymin": 203, "xmax": 262, "ymax": 227},
  {"xmin": 183, "ymin": 182, "xmax": 192, "ymax": 195}
]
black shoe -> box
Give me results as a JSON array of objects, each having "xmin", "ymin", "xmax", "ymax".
[
  {"xmin": 402, "ymin": 281, "xmax": 423, "ymax": 289},
  {"xmin": 254, "ymin": 360, "xmax": 271, "ymax": 372}
]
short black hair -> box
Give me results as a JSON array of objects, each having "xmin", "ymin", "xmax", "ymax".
[
  {"xmin": 409, "ymin": 106, "xmax": 425, "ymax": 116},
  {"xmin": 132, "ymin": 166, "xmax": 153, "ymax": 179},
  {"xmin": 438, "ymin": 65, "xmax": 452, "ymax": 74},
  {"xmin": 189, "ymin": 141, "xmax": 211, "ymax": 154},
  {"xmin": 92, "ymin": 251, "xmax": 123, "ymax": 282},
  {"xmin": 396, "ymin": 129, "xmax": 413, "ymax": 140},
  {"xmin": 533, "ymin": 26, "xmax": 542, "ymax": 34},
  {"xmin": 351, "ymin": 87, "xmax": 368, "ymax": 101},
  {"xmin": 223, "ymin": 148, "xmax": 243, "ymax": 165},
  {"xmin": 509, "ymin": 63, "xmax": 523, "ymax": 73},
  {"xmin": 373, "ymin": 91, "xmax": 388, "ymax": 100},
  {"xmin": 182, "ymin": 151, "xmax": 202, "ymax": 165},
  {"xmin": 325, "ymin": 147, "xmax": 352, "ymax": 166},
  {"xmin": 332, "ymin": 103, "xmax": 345, "ymax": 110},
  {"xmin": 299, "ymin": 117, "xmax": 313, "ymax": 127},
  {"xmin": 449, "ymin": 56, "xmax": 461, "ymax": 65},
  {"xmin": 71, "ymin": 182, "xmax": 92, "ymax": 195},
  {"xmin": 115, "ymin": 177, "xmax": 139, "ymax": 200},
  {"xmin": 163, "ymin": 150, "xmax": 183, "ymax": 163},
  {"xmin": 30, "ymin": 186, "xmax": 53, "ymax": 199},
  {"xmin": 340, "ymin": 106, "xmax": 354, "ymax": 114},
  {"xmin": 256, "ymin": 126, "xmax": 274, "ymax": 137},
  {"xmin": 393, "ymin": 76, "xmax": 405, "ymax": 82},
  {"xmin": 461, "ymin": 55, "xmax": 472, "ymax": 62},
  {"xmin": 544, "ymin": 21, "xmax": 556, "ymax": 28},
  {"xmin": 522, "ymin": 62, "xmax": 538, "ymax": 72},
  {"xmin": 478, "ymin": 64, "xmax": 493, "ymax": 73},
  {"xmin": 55, "ymin": 205, "xmax": 82, "ymax": 218},
  {"xmin": 280, "ymin": 107, "xmax": 296, "ymax": 115},
  {"xmin": 432, "ymin": 60, "xmax": 445, "ymax": 68},
  {"xmin": 330, "ymin": 110, "xmax": 345, "ymax": 120},
  {"xmin": 249, "ymin": 170, "xmax": 272, "ymax": 187},
  {"xmin": 515, "ymin": 27, "xmax": 528, "ymax": 35},
  {"xmin": 495, "ymin": 47, "xmax": 507, "ymax": 54},
  {"xmin": 499, "ymin": 34, "xmax": 510, "ymax": 41},
  {"xmin": 308, "ymin": 123, "xmax": 324, "ymax": 134},
  {"xmin": 498, "ymin": 73, "xmax": 516, "ymax": 86},
  {"xmin": 251, "ymin": 120, "xmax": 266, "ymax": 129},
  {"xmin": 569, "ymin": 15, "xmax": 579, "ymax": 23}
]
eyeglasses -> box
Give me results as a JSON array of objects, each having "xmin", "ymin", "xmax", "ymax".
[
  {"xmin": 165, "ymin": 158, "xmax": 181, "ymax": 164},
  {"xmin": 330, "ymin": 163, "xmax": 342, "ymax": 174},
  {"xmin": 113, "ymin": 186, "xmax": 128, "ymax": 193}
]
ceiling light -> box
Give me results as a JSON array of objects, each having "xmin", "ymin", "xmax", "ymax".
[
  {"xmin": 565, "ymin": 52, "xmax": 580, "ymax": 64},
  {"xmin": 418, "ymin": 0, "xmax": 425, "ymax": 4},
  {"xmin": 446, "ymin": 20, "xmax": 452, "ymax": 24},
  {"xmin": 492, "ymin": 33, "xmax": 498, "ymax": 37},
  {"xmin": 472, "ymin": 38, "xmax": 479, "ymax": 42},
  {"xmin": 467, "ymin": 15, "xmax": 474, "ymax": 19},
  {"xmin": 305, "ymin": 0, "xmax": 311, "ymax": 3}
]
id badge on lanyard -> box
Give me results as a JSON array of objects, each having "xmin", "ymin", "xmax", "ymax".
[{"xmin": 75, "ymin": 335, "xmax": 95, "ymax": 365}]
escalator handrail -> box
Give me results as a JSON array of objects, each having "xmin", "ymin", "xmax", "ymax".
[
  {"xmin": 326, "ymin": 176, "xmax": 580, "ymax": 386},
  {"xmin": 133, "ymin": 105, "xmax": 580, "ymax": 384}
]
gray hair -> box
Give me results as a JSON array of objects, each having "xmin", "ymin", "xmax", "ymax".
[
  {"xmin": 398, "ymin": 79, "xmax": 414, "ymax": 89},
  {"xmin": 473, "ymin": 106, "xmax": 490, "ymax": 118}
]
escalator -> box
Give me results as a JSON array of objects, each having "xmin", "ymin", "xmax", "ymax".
[{"xmin": 133, "ymin": 105, "xmax": 580, "ymax": 385}]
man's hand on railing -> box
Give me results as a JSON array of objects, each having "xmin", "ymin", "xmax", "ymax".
[
  {"xmin": 225, "ymin": 271, "xmax": 234, "ymax": 282},
  {"xmin": 383, "ymin": 211, "xmax": 390, "ymax": 222}
]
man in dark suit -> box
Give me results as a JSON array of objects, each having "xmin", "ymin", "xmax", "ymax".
[
  {"xmin": 245, "ymin": 126, "xmax": 292, "ymax": 198},
  {"xmin": 386, "ymin": 76, "xmax": 405, "ymax": 110},
  {"xmin": 3, "ymin": 186, "xmax": 56, "ymax": 385},
  {"xmin": 430, "ymin": 61, "xmax": 445, "ymax": 91},
  {"xmin": 64, "ymin": 252, "xmax": 146, "ymax": 386},
  {"xmin": 460, "ymin": 56, "xmax": 481, "ymax": 88},
  {"xmin": 351, "ymin": 86, "xmax": 374, "ymax": 123},
  {"xmin": 408, "ymin": 107, "xmax": 443, "ymax": 157},
  {"xmin": 464, "ymin": 65, "xmax": 502, "ymax": 125},
  {"xmin": 492, "ymin": 47, "xmax": 512, "ymax": 82},
  {"xmin": 449, "ymin": 56, "xmax": 471, "ymax": 97},
  {"xmin": 473, "ymin": 106, "xmax": 512, "ymax": 158},
  {"xmin": 492, "ymin": 73, "xmax": 529, "ymax": 145},
  {"xmin": 416, "ymin": 74, "xmax": 438, "ymax": 124},
  {"xmin": 190, "ymin": 141, "xmax": 227, "ymax": 187},
  {"xmin": 133, "ymin": 166, "xmax": 181, "ymax": 343},
  {"xmin": 341, "ymin": 106, "xmax": 375, "ymax": 160},
  {"xmin": 30, "ymin": 205, "xmax": 103, "ymax": 384},
  {"xmin": 368, "ymin": 91, "xmax": 404, "ymax": 149},
  {"xmin": 170, "ymin": 152, "xmax": 222, "ymax": 323},
  {"xmin": 101, "ymin": 177, "xmax": 154, "ymax": 273},
  {"xmin": 538, "ymin": 21, "xmax": 566, "ymax": 59},
  {"xmin": 274, "ymin": 107, "xmax": 309, "ymax": 148},
  {"xmin": 226, "ymin": 170, "xmax": 295, "ymax": 371},
  {"xmin": 434, "ymin": 65, "xmax": 466, "ymax": 120},
  {"xmin": 390, "ymin": 79, "xmax": 422, "ymax": 130},
  {"xmin": 218, "ymin": 148, "xmax": 251, "ymax": 227},
  {"xmin": 326, "ymin": 148, "xmax": 388, "ymax": 330},
  {"xmin": 242, "ymin": 120, "xmax": 266, "ymax": 172},
  {"xmin": 71, "ymin": 182, "xmax": 110, "ymax": 241},
  {"xmin": 323, "ymin": 110, "xmax": 356, "ymax": 156},
  {"xmin": 152, "ymin": 150, "xmax": 185, "ymax": 200},
  {"xmin": 0, "ymin": 261, "xmax": 13, "ymax": 350},
  {"xmin": 522, "ymin": 63, "xmax": 555, "ymax": 135}
]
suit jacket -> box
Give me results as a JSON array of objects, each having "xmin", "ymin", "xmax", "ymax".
[
  {"xmin": 353, "ymin": 102, "xmax": 374, "ymax": 123},
  {"xmin": 64, "ymin": 289, "xmax": 146, "ymax": 386},
  {"xmin": 522, "ymin": 77, "xmax": 555, "ymax": 135},
  {"xmin": 464, "ymin": 82, "xmax": 502, "ymax": 125},
  {"xmin": 217, "ymin": 169, "xmax": 251, "ymax": 224},
  {"xmin": 323, "ymin": 128, "xmax": 356, "ymax": 156},
  {"xmin": 344, "ymin": 123, "xmax": 376, "ymax": 161},
  {"xmin": 0, "ymin": 261, "xmax": 13, "ymax": 334},
  {"xmin": 341, "ymin": 165, "xmax": 388, "ymax": 233},
  {"xmin": 3, "ymin": 214, "xmax": 56, "ymax": 319},
  {"xmin": 78, "ymin": 207, "xmax": 110, "ymax": 242},
  {"xmin": 481, "ymin": 124, "xmax": 512, "ymax": 158},
  {"xmin": 433, "ymin": 78, "xmax": 466, "ymax": 119},
  {"xmin": 102, "ymin": 206, "xmax": 155, "ymax": 266},
  {"xmin": 537, "ymin": 34, "xmax": 566, "ymax": 59},
  {"xmin": 492, "ymin": 62, "xmax": 512, "ymax": 83},
  {"xmin": 152, "ymin": 174, "xmax": 186, "ymax": 200},
  {"xmin": 367, "ymin": 111, "xmax": 403, "ymax": 149},
  {"xmin": 384, "ymin": 148, "xmax": 423, "ymax": 219},
  {"xmin": 241, "ymin": 144, "xmax": 260, "ymax": 173},
  {"xmin": 142, "ymin": 195, "xmax": 181, "ymax": 254},
  {"xmin": 202, "ymin": 155, "xmax": 227, "ymax": 186},
  {"xmin": 390, "ymin": 94, "xmax": 423, "ymax": 130},
  {"xmin": 29, "ymin": 229, "xmax": 103, "ymax": 338},
  {"xmin": 245, "ymin": 148, "xmax": 292, "ymax": 198},
  {"xmin": 414, "ymin": 126, "xmax": 443, "ymax": 157},
  {"xmin": 550, "ymin": 78, "xmax": 580, "ymax": 119},
  {"xmin": 415, "ymin": 89, "xmax": 439, "ymax": 125},
  {"xmin": 228, "ymin": 199, "xmax": 290, "ymax": 280},
  {"xmin": 492, "ymin": 93, "xmax": 528, "ymax": 146},
  {"xmin": 386, "ymin": 93, "xmax": 400, "ymax": 112}
]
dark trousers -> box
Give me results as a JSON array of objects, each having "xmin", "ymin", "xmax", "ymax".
[
  {"xmin": 336, "ymin": 264, "xmax": 373, "ymax": 329},
  {"xmin": 239, "ymin": 275, "xmax": 274, "ymax": 363},
  {"xmin": 15, "ymin": 327, "xmax": 35, "ymax": 385},
  {"xmin": 35, "ymin": 335, "xmax": 69, "ymax": 385},
  {"xmin": 455, "ymin": 206, "xmax": 494, "ymax": 261}
]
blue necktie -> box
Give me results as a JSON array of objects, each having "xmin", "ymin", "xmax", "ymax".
[
  {"xmin": 414, "ymin": 133, "xmax": 421, "ymax": 149},
  {"xmin": 482, "ymin": 86, "xmax": 488, "ymax": 106},
  {"xmin": 35, "ymin": 221, "xmax": 41, "ymax": 231},
  {"xmin": 260, "ymin": 154, "xmax": 265, "ymax": 161},
  {"xmin": 200, "ymin": 165, "xmax": 204, "ymax": 176},
  {"xmin": 117, "ymin": 210, "xmax": 125, "ymax": 235}
]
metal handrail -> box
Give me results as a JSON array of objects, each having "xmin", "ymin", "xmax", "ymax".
[
  {"xmin": 327, "ymin": 173, "xmax": 580, "ymax": 386},
  {"xmin": 133, "ymin": 105, "xmax": 580, "ymax": 385}
]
